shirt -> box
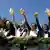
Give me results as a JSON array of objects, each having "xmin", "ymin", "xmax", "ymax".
[{"xmin": 29, "ymin": 30, "xmax": 37, "ymax": 37}]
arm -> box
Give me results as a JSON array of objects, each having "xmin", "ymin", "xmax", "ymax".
[
  {"xmin": 23, "ymin": 14, "xmax": 31, "ymax": 30},
  {"xmin": 20, "ymin": 8, "xmax": 31, "ymax": 30},
  {"xmin": 23, "ymin": 14, "xmax": 27, "ymax": 22},
  {"xmin": 35, "ymin": 17, "xmax": 42, "ymax": 31},
  {"xmin": 45, "ymin": 8, "xmax": 50, "ymax": 27},
  {"xmin": 48, "ymin": 16, "xmax": 50, "ymax": 26}
]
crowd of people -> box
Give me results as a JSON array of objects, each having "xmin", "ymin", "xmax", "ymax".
[
  {"xmin": 0, "ymin": 8, "xmax": 50, "ymax": 41},
  {"xmin": 0, "ymin": 10, "xmax": 50, "ymax": 39},
  {"xmin": 0, "ymin": 8, "xmax": 50, "ymax": 50}
]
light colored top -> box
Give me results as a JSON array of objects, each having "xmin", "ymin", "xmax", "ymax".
[{"xmin": 29, "ymin": 30, "xmax": 37, "ymax": 37}]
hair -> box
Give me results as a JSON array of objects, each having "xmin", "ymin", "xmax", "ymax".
[
  {"xmin": 31, "ymin": 23, "xmax": 37, "ymax": 29},
  {"xmin": 42, "ymin": 24, "xmax": 49, "ymax": 31}
]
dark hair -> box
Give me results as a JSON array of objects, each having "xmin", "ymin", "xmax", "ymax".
[
  {"xmin": 17, "ymin": 25, "xmax": 20, "ymax": 29},
  {"xmin": 31, "ymin": 23, "xmax": 37, "ymax": 29},
  {"xmin": 42, "ymin": 24, "xmax": 49, "ymax": 30}
]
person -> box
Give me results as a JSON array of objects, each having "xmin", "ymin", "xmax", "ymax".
[
  {"xmin": 5, "ymin": 20, "xmax": 15, "ymax": 36},
  {"xmin": 46, "ymin": 10, "xmax": 50, "ymax": 37},
  {"xmin": 0, "ymin": 28, "xmax": 11, "ymax": 50},
  {"xmin": 19, "ymin": 8, "xmax": 29, "ymax": 38},
  {"xmin": 25, "ymin": 23, "xmax": 38, "ymax": 40},
  {"xmin": 20, "ymin": 8, "xmax": 38, "ymax": 39},
  {"xmin": 34, "ymin": 12, "xmax": 49, "ymax": 38},
  {"xmin": 2, "ymin": 20, "xmax": 16, "ymax": 42}
]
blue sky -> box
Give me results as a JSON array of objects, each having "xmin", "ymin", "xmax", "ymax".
[{"xmin": 0, "ymin": 0, "xmax": 50, "ymax": 25}]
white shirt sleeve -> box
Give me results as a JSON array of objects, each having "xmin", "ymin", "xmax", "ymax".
[
  {"xmin": 29, "ymin": 31, "xmax": 37, "ymax": 37},
  {"xmin": 15, "ymin": 29, "xmax": 21, "ymax": 38}
]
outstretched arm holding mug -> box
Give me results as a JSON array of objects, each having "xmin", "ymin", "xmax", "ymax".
[
  {"xmin": 45, "ymin": 8, "xmax": 50, "ymax": 27},
  {"xmin": 20, "ymin": 8, "xmax": 31, "ymax": 31},
  {"xmin": 34, "ymin": 12, "xmax": 43, "ymax": 37}
]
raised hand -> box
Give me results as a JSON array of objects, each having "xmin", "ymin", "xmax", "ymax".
[
  {"xmin": 20, "ymin": 8, "xmax": 25, "ymax": 15},
  {"xmin": 45, "ymin": 8, "xmax": 50, "ymax": 17},
  {"xmin": 34, "ymin": 12, "xmax": 38, "ymax": 17},
  {"xmin": 9, "ymin": 8, "xmax": 14, "ymax": 15}
]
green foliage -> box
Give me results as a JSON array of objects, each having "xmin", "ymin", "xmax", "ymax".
[{"xmin": 11, "ymin": 37, "xmax": 50, "ymax": 47}]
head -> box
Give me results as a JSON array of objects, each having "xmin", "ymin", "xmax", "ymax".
[
  {"xmin": 42, "ymin": 24, "xmax": 49, "ymax": 32},
  {"xmin": 5, "ymin": 20, "xmax": 12, "ymax": 30},
  {"xmin": 30, "ymin": 23, "xmax": 37, "ymax": 31},
  {"xmin": 6, "ymin": 20, "xmax": 10, "ymax": 26},
  {"xmin": 5, "ymin": 20, "xmax": 15, "ymax": 35}
]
